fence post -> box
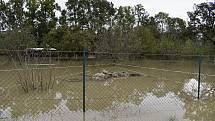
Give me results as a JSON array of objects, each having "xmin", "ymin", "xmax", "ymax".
[
  {"xmin": 83, "ymin": 49, "xmax": 87, "ymax": 112},
  {"xmin": 197, "ymin": 55, "xmax": 202, "ymax": 99}
]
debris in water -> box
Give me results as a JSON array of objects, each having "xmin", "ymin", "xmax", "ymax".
[
  {"xmin": 183, "ymin": 78, "xmax": 214, "ymax": 98},
  {"xmin": 93, "ymin": 70, "xmax": 142, "ymax": 81},
  {"xmin": 55, "ymin": 92, "xmax": 62, "ymax": 99}
]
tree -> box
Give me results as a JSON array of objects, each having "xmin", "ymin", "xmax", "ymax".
[
  {"xmin": 188, "ymin": 2, "xmax": 215, "ymax": 45},
  {"xmin": 1, "ymin": 28, "xmax": 36, "ymax": 50},
  {"xmin": 66, "ymin": 0, "xmax": 79, "ymax": 27},
  {"xmin": 43, "ymin": 27, "xmax": 68, "ymax": 50},
  {"xmin": 36, "ymin": 0, "xmax": 60, "ymax": 45},
  {"xmin": 0, "ymin": 0, "xmax": 8, "ymax": 31},
  {"xmin": 59, "ymin": 9, "xmax": 68, "ymax": 27},
  {"xmin": 114, "ymin": 6, "xmax": 135, "ymax": 30},
  {"xmin": 61, "ymin": 30, "xmax": 95, "ymax": 51},
  {"xmin": 133, "ymin": 26, "xmax": 157, "ymax": 53},
  {"xmin": 166, "ymin": 17, "xmax": 187, "ymax": 41},
  {"xmin": 155, "ymin": 12, "xmax": 169, "ymax": 33},
  {"xmin": 182, "ymin": 39, "xmax": 198, "ymax": 54},
  {"xmin": 66, "ymin": 0, "xmax": 91, "ymax": 29},
  {"xmin": 66, "ymin": 0, "xmax": 115, "ymax": 30},
  {"xmin": 4, "ymin": 0, "xmax": 25, "ymax": 29},
  {"xmin": 167, "ymin": 17, "xmax": 186, "ymax": 34},
  {"xmin": 134, "ymin": 4, "xmax": 149, "ymax": 26},
  {"xmin": 0, "ymin": 0, "xmax": 214, "ymax": 54},
  {"xmin": 25, "ymin": 0, "xmax": 39, "ymax": 28},
  {"xmin": 159, "ymin": 35, "xmax": 176, "ymax": 54},
  {"xmin": 90, "ymin": 0, "xmax": 115, "ymax": 30}
]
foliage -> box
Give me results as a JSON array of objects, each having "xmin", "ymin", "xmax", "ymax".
[
  {"xmin": 4, "ymin": 0, "xmax": 25, "ymax": 29},
  {"xmin": 159, "ymin": 35, "xmax": 177, "ymax": 54},
  {"xmin": 0, "ymin": 0, "xmax": 8, "ymax": 31},
  {"xmin": 187, "ymin": 2, "xmax": 215, "ymax": 45},
  {"xmin": 0, "ymin": 0, "xmax": 214, "ymax": 54},
  {"xmin": 182, "ymin": 39, "xmax": 198, "ymax": 54},
  {"xmin": 44, "ymin": 28, "xmax": 95, "ymax": 51},
  {"xmin": 0, "ymin": 28, "xmax": 36, "ymax": 50},
  {"xmin": 133, "ymin": 26, "xmax": 157, "ymax": 53}
]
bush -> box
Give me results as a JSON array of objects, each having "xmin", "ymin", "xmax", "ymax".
[{"xmin": 1, "ymin": 28, "xmax": 36, "ymax": 50}]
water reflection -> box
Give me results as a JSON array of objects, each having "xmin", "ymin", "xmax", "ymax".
[
  {"xmin": 0, "ymin": 91, "xmax": 187, "ymax": 121},
  {"xmin": 0, "ymin": 107, "xmax": 12, "ymax": 120},
  {"xmin": 0, "ymin": 64, "xmax": 214, "ymax": 121},
  {"xmin": 183, "ymin": 78, "xmax": 214, "ymax": 98},
  {"xmin": 12, "ymin": 99, "xmax": 81, "ymax": 121},
  {"xmin": 84, "ymin": 92, "xmax": 187, "ymax": 121}
]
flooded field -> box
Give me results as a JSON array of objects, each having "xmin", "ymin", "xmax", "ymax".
[{"xmin": 0, "ymin": 58, "xmax": 215, "ymax": 121}]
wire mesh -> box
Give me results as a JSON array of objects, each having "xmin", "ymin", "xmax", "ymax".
[
  {"xmin": 0, "ymin": 50, "xmax": 214, "ymax": 121},
  {"xmin": 0, "ymin": 50, "xmax": 83, "ymax": 121},
  {"xmin": 86, "ymin": 52, "xmax": 215, "ymax": 121}
]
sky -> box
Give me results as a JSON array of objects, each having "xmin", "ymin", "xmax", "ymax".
[
  {"xmin": 108, "ymin": 0, "xmax": 215, "ymax": 20},
  {"xmin": 55, "ymin": 0, "xmax": 214, "ymax": 21},
  {"xmin": 3, "ymin": 0, "xmax": 215, "ymax": 21}
]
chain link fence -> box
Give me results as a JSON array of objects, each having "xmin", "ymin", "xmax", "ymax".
[{"xmin": 0, "ymin": 50, "xmax": 214, "ymax": 121}]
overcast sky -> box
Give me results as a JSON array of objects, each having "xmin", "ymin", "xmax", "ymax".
[
  {"xmin": 55, "ymin": 0, "xmax": 214, "ymax": 21},
  {"xmin": 4, "ymin": 0, "xmax": 214, "ymax": 20},
  {"xmin": 112, "ymin": 0, "xmax": 215, "ymax": 20}
]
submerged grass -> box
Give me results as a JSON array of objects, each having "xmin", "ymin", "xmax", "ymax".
[{"xmin": 16, "ymin": 68, "xmax": 56, "ymax": 93}]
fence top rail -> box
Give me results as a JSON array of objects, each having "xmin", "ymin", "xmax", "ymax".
[
  {"xmin": 0, "ymin": 49, "xmax": 214, "ymax": 57},
  {"xmin": 0, "ymin": 49, "xmax": 84, "ymax": 53},
  {"xmin": 0, "ymin": 64, "xmax": 110, "ymax": 72},
  {"xmin": 91, "ymin": 52, "xmax": 215, "ymax": 57}
]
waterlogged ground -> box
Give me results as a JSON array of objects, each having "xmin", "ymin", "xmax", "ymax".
[{"xmin": 0, "ymin": 58, "xmax": 214, "ymax": 121}]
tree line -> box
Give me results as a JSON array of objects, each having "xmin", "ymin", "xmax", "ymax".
[{"xmin": 0, "ymin": 0, "xmax": 214, "ymax": 54}]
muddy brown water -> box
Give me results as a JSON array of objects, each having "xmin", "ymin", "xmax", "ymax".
[{"xmin": 0, "ymin": 59, "xmax": 214, "ymax": 121}]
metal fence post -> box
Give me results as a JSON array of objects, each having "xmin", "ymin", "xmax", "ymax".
[
  {"xmin": 198, "ymin": 55, "xmax": 202, "ymax": 99},
  {"xmin": 83, "ymin": 49, "xmax": 87, "ymax": 112}
]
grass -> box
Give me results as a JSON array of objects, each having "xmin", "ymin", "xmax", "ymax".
[{"xmin": 16, "ymin": 68, "xmax": 56, "ymax": 93}]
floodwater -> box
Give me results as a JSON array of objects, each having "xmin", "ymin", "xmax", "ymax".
[{"xmin": 0, "ymin": 58, "xmax": 214, "ymax": 121}]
